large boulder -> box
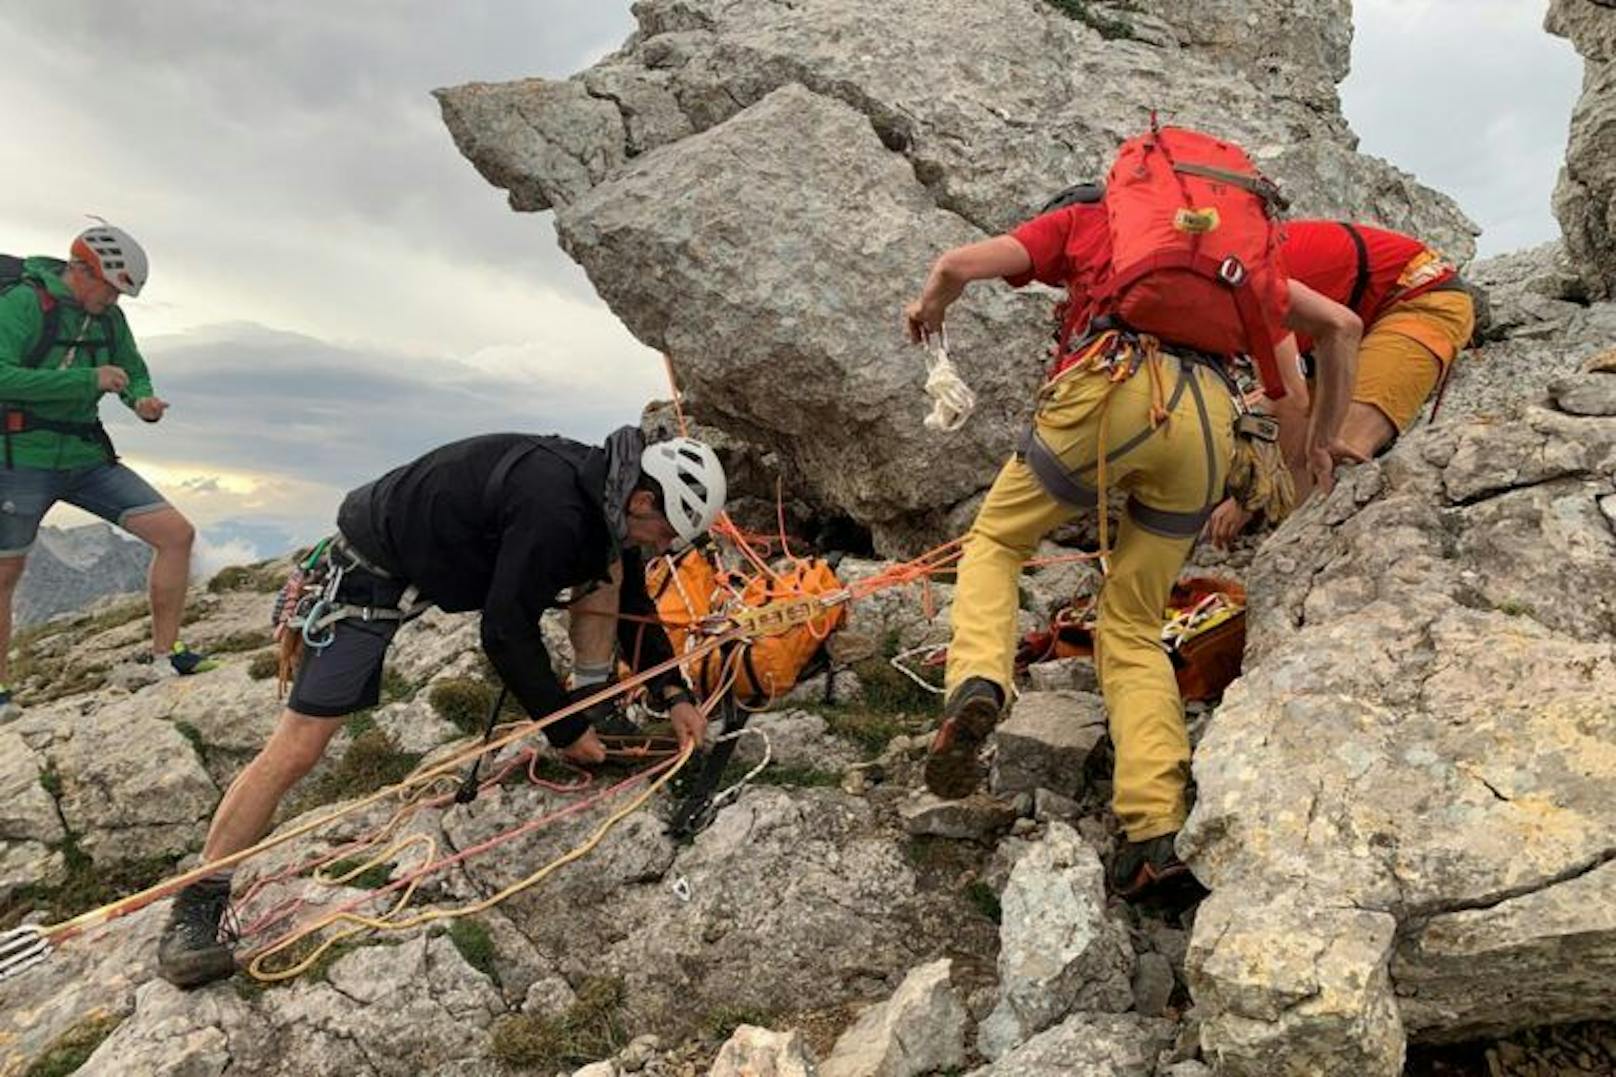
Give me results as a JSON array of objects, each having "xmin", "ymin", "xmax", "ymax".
[
  {"xmin": 438, "ymin": 0, "xmax": 1475, "ymax": 551},
  {"xmin": 1549, "ymin": 0, "xmax": 1616, "ymax": 299},
  {"xmin": 976, "ymin": 821, "xmax": 1135, "ymax": 1059},
  {"xmin": 1179, "ymin": 367, "xmax": 1616, "ymax": 1070}
]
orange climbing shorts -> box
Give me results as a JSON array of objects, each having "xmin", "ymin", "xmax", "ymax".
[{"xmin": 1354, "ymin": 288, "xmax": 1475, "ymax": 431}]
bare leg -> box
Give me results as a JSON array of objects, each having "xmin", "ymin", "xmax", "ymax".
[
  {"xmin": 1337, "ymin": 401, "xmax": 1398, "ymax": 463},
  {"xmin": 201, "ymin": 708, "xmax": 342, "ymax": 862},
  {"xmin": 567, "ymin": 560, "xmax": 623, "ymax": 673},
  {"xmin": 0, "ymin": 556, "xmax": 25, "ymax": 684},
  {"xmin": 120, "ymin": 506, "xmax": 196, "ymax": 655}
]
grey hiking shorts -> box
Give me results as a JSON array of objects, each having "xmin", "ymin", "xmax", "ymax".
[{"xmin": 285, "ymin": 568, "xmax": 406, "ymax": 719}]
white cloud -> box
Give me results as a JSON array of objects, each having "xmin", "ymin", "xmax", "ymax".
[{"xmin": 190, "ymin": 535, "xmax": 264, "ymax": 580}]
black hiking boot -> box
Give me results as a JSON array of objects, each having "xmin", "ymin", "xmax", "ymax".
[
  {"xmin": 923, "ymin": 677, "xmax": 1004, "ymax": 800},
  {"xmin": 157, "ymin": 878, "xmax": 237, "ymax": 989},
  {"xmin": 1111, "ymin": 833, "xmax": 1208, "ymax": 907}
]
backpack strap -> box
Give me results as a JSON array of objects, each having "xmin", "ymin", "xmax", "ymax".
[
  {"xmin": 22, "ymin": 283, "xmax": 60, "ymax": 370},
  {"xmin": 481, "ymin": 438, "xmax": 542, "ymax": 522},
  {"xmin": 1339, "ymin": 222, "xmax": 1371, "ymax": 316},
  {"xmin": 1172, "ymin": 163, "xmax": 1290, "ymax": 212}
]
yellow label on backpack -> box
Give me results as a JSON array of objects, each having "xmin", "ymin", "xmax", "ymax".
[{"xmin": 1173, "ymin": 207, "xmax": 1221, "ymax": 234}]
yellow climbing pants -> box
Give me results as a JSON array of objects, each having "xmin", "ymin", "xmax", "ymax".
[{"xmin": 945, "ymin": 352, "xmax": 1236, "ymax": 841}]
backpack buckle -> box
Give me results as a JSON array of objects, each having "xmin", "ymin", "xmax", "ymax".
[{"xmin": 1217, "ymin": 256, "xmax": 1248, "ymax": 286}]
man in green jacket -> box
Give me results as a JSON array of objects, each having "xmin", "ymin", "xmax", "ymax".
[{"xmin": 0, "ymin": 224, "xmax": 214, "ymax": 712}]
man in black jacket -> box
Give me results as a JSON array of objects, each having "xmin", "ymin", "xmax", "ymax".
[{"xmin": 156, "ymin": 427, "xmax": 726, "ymax": 988}]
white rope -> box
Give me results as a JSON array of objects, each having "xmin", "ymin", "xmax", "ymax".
[
  {"xmin": 923, "ymin": 328, "xmax": 976, "ymax": 432},
  {"xmin": 704, "ymin": 725, "xmax": 772, "ymax": 816},
  {"xmin": 889, "ymin": 643, "xmax": 948, "ymax": 695}
]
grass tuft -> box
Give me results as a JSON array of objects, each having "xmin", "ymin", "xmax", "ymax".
[
  {"xmin": 488, "ymin": 976, "xmax": 627, "ymax": 1069},
  {"xmin": 247, "ymin": 649, "xmax": 280, "ymax": 681},
  {"xmin": 447, "ymin": 918, "xmax": 499, "ymax": 980},
  {"xmin": 290, "ymin": 729, "xmax": 421, "ymax": 813},
  {"xmin": 22, "ymin": 1012, "xmax": 122, "ymax": 1077},
  {"xmin": 428, "ymin": 677, "xmax": 503, "ymax": 735}
]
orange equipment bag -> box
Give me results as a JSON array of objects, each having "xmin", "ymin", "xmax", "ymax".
[
  {"xmin": 648, "ymin": 550, "xmax": 847, "ymax": 707},
  {"xmin": 1017, "ymin": 575, "xmax": 1247, "ymax": 703},
  {"xmin": 1093, "ymin": 118, "xmax": 1291, "ymax": 400}
]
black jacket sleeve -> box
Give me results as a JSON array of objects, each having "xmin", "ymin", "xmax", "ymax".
[
  {"xmin": 617, "ymin": 548, "xmax": 683, "ymax": 700},
  {"xmin": 479, "ymin": 502, "xmax": 591, "ymax": 747}
]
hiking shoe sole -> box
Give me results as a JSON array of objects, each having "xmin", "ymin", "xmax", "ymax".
[
  {"xmin": 923, "ymin": 694, "xmax": 1001, "ymax": 800},
  {"xmin": 157, "ymin": 945, "xmax": 238, "ymax": 989}
]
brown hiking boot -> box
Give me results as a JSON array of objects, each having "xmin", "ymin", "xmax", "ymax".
[
  {"xmin": 923, "ymin": 678, "xmax": 1004, "ymax": 799},
  {"xmin": 157, "ymin": 878, "xmax": 237, "ymax": 989},
  {"xmin": 1110, "ymin": 833, "xmax": 1208, "ymax": 907}
]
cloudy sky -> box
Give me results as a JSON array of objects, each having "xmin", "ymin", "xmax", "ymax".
[{"xmin": 0, "ymin": 0, "xmax": 1583, "ymax": 570}]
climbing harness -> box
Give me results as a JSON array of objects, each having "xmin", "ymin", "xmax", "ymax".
[
  {"xmin": 922, "ymin": 327, "xmax": 976, "ymax": 432},
  {"xmin": 269, "ymin": 535, "xmax": 433, "ymax": 697},
  {"xmin": 287, "ymin": 536, "xmax": 429, "ymax": 652}
]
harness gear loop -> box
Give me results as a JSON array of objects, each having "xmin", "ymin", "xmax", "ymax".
[{"xmin": 288, "ymin": 536, "xmax": 431, "ymax": 654}]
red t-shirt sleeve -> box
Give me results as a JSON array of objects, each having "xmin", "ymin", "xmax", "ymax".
[{"xmin": 1005, "ymin": 207, "xmax": 1078, "ymax": 288}]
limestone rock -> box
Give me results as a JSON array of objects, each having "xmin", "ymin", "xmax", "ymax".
[
  {"xmin": 75, "ymin": 934, "xmax": 504, "ymax": 1077},
  {"xmin": 977, "ymin": 821, "xmax": 1134, "ymax": 1059},
  {"xmin": 838, "ymin": 558, "xmax": 954, "ymax": 652},
  {"xmin": 1187, "ymin": 892, "xmax": 1404, "ymax": 1077},
  {"xmin": 1392, "ymin": 858, "xmax": 1616, "ymax": 1042},
  {"xmin": 0, "ymin": 902, "xmax": 167, "ymax": 1075},
  {"xmin": 48, "ymin": 705, "xmax": 217, "ymax": 862},
  {"xmin": 782, "ymin": 669, "xmax": 864, "ymax": 708},
  {"xmin": 0, "ymin": 841, "xmax": 64, "ymax": 905},
  {"xmin": 1550, "ymin": 370, "xmax": 1616, "ymax": 415},
  {"xmin": 820, "ymin": 959, "xmax": 966, "ymax": 1077},
  {"xmin": 573, "ymin": 1063, "xmax": 621, "ymax": 1077},
  {"xmin": 1178, "ymin": 392, "xmax": 1616, "ymax": 1064},
  {"xmin": 1131, "ymin": 951, "xmax": 1177, "ymax": 1018},
  {"xmin": 730, "ymin": 709, "xmax": 863, "ymax": 773},
  {"xmin": 709, "ymin": 1026, "xmax": 817, "ymax": 1077},
  {"xmin": 0, "ymin": 730, "xmax": 65, "ymax": 847},
  {"xmin": 1440, "ymin": 243, "xmax": 1616, "ymax": 424},
  {"xmin": 1549, "ymin": 0, "xmax": 1616, "ymax": 298},
  {"xmin": 464, "ymin": 785, "xmax": 970, "ymax": 1037},
  {"xmin": 438, "ymin": 0, "xmax": 1474, "ymax": 551},
  {"xmin": 1024, "ymin": 655, "xmax": 1100, "ymax": 694},
  {"xmin": 1022, "ymin": 543, "xmax": 1100, "ymax": 616},
  {"xmin": 965, "ymin": 1011, "xmax": 1176, "ymax": 1076},
  {"xmin": 989, "ymin": 691, "xmax": 1107, "ymax": 800},
  {"xmin": 899, "ymin": 792, "xmax": 1017, "ymax": 842}
]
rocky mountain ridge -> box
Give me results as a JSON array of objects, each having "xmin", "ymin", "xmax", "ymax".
[{"xmin": 438, "ymin": 0, "xmax": 1476, "ymax": 553}]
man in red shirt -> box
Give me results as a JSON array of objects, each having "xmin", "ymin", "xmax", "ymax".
[
  {"xmin": 904, "ymin": 201, "xmax": 1362, "ymax": 902},
  {"xmin": 1208, "ymin": 220, "xmax": 1474, "ymax": 546}
]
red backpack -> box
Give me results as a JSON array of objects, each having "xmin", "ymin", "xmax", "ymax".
[{"xmin": 1094, "ymin": 119, "xmax": 1291, "ymax": 399}]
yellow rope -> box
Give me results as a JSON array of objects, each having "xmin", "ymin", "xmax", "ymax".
[
  {"xmin": 41, "ymin": 631, "xmax": 741, "ymax": 945},
  {"xmin": 244, "ymin": 742, "xmax": 696, "ymax": 982}
]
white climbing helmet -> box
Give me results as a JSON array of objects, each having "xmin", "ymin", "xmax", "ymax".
[
  {"xmin": 70, "ymin": 222, "xmax": 148, "ymax": 297},
  {"xmin": 640, "ymin": 437, "xmax": 727, "ymax": 551}
]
